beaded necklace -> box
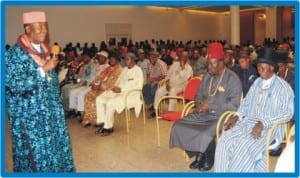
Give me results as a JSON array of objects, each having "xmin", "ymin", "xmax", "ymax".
[{"xmin": 208, "ymin": 68, "xmax": 226, "ymax": 97}]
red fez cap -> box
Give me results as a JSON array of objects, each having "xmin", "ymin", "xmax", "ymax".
[{"xmin": 208, "ymin": 42, "xmax": 224, "ymax": 60}]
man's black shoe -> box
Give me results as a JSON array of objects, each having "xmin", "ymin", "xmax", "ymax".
[
  {"xmin": 269, "ymin": 146, "xmax": 283, "ymax": 156},
  {"xmin": 200, "ymin": 139, "xmax": 216, "ymax": 171},
  {"xmin": 95, "ymin": 127, "xmax": 104, "ymax": 134},
  {"xmin": 151, "ymin": 112, "xmax": 156, "ymax": 118},
  {"xmin": 201, "ymin": 159, "xmax": 214, "ymax": 171},
  {"xmin": 189, "ymin": 152, "xmax": 205, "ymax": 169},
  {"xmin": 100, "ymin": 128, "xmax": 114, "ymax": 136}
]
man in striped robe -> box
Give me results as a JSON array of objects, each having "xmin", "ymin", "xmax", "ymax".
[{"xmin": 214, "ymin": 48, "xmax": 294, "ymax": 172}]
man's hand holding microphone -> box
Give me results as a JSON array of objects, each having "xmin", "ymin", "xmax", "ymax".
[{"xmin": 42, "ymin": 46, "xmax": 60, "ymax": 73}]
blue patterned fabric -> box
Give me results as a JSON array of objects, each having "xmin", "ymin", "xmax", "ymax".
[{"xmin": 5, "ymin": 44, "xmax": 75, "ymax": 172}]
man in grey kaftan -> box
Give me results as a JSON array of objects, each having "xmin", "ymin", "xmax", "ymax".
[{"xmin": 169, "ymin": 42, "xmax": 242, "ymax": 171}]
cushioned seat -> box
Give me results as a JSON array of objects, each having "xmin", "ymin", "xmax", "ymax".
[{"xmin": 155, "ymin": 77, "xmax": 202, "ymax": 147}]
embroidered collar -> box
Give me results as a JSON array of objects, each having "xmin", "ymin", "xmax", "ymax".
[{"xmin": 17, "ymin": 34, "xmax": 51, "ymax": 66}]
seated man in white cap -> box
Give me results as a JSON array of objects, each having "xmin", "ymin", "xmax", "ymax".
[
  {"xmin": 95, "ymin": 52, "xmax": 144, "ymax": 136},
  {"xmin": 69, "ymin": 51, "xmax": 109, "ymax": 118},
  {"xmin": 6, "ymin": 11, "xmax": 75, "ymax": 172},
  {"xmin": 136, "ymin": 48, "xmax": 150, "ymax": 82}
]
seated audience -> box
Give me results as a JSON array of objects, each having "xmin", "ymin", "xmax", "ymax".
[
  {"xmin": 57, "ymin": 60, "xmax": 69, "ymax": 84},
  {"xmin": 95, "ymin": 52, "xmax": 143, "ymax": 136},
  {"xmin": 68, "ymin": 51, "xmax": 109, "ymax": 118},
  {"xmin": 153, "ymin": 51, "xmax": 193, "ymax": 114},
  {"xmin": 81, "ymin": 53, "xmax": 123, "ymax": 127},
  {"xmin": 60, "ymin": 56, "xmax": 86, "ymax": 113},
  {"xmin": 249, "ymin": 45, "xmax": 258, "ymax": 61},
  {"xmin": 224, "ymin": 48, "xmax": 238, "ymax": 71},
  {"xmin": 232, "ymin": 51, "xmax": 258, "ymax": 97},
  {"xmin": 269, "ymin": 50, "xmax": 295, "ymax": 156},
  {"xmin": 276, "ymin": 51, "xmax": 294, "ymax": 90},
  {"xmin": 214, "ymin": 48, "xmax": 294, "ymax": 172},
  {"xmin": 136, "ymin": 48, "xmax": 150, "ymax": 82},
  {"xmin": 159, "ymin": 45, "xmax": 173, "ymax": 66},
  {"xmin": 189, "ymin": 46, "xmax": 207, "ymax": 77},
  {"xmin": 169, "ymin": 42, "xmax": 242, "ymax": 171},
  {"xmin": 277, "ymin": 42, "xmax": 294, "ymax": 60},
  {"xmin": 143, "ymin": 50, "xmax": 167, "ymax": 115},
  {"xmin": 59, "ymin": 56, "xmax": 79, "ymax": 88}
]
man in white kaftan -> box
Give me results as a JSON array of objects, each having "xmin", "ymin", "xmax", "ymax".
[
  {"xmin": 95, "ymin": 52, "xmax": 144, "ymax": 136},
  {"xmin": 154, "ymin": 51, "xmax": 193, "ymax": 111}
]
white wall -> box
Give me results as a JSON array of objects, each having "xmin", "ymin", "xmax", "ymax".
[{"xmin": 6, "ymin": 6, "xmax": 230, "ymax": 47}]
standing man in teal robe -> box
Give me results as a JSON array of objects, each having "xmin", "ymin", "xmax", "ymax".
[{"xmin": 5, "ymin": 11, "xmax": 75, "ymax": 172}]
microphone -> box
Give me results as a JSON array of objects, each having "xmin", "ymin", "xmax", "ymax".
[{"xmin": 51, "ymin": 45, "xmax": 60, "ymax": 59}]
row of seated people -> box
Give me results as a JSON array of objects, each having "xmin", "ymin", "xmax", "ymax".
[
  {"xmin": 57, "ymin": 46, "xmax": 206, "ymax": 137},
  {"xmin": 54, "ymin": 36, "xmax": 294, "ymax": 83},
  {"xmin": 50, "ymin": 35, "xmax": 294, "ymax": 63},
  {"xmin": 57, "ymin": 42, "xmax": 294, "ymax": 172},
  {"xmin": 57, "ymin": 40, "xmax": 294, "ymax": 131},
  {"xmin": 59, "ymin": 51, "xmax": 143, "ymax": 136},
  {"xmin": 57, "ymin": 46, "xmax": 206, "ymax": 127},
  {"xmin": 169, "ymin": 43, "xmax": 294, "ymax": 172},
  {"xmin": 143, "ymin": 43, "xmax": 294, "ymax": 115}
]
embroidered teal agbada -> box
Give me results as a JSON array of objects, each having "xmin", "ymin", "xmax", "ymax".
[{"xmin": 5, "ymin": 43, "xmax": 75, "ymax": 172}]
